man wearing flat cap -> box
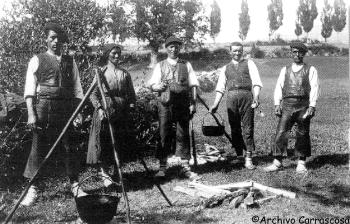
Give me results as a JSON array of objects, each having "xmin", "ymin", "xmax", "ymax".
[
  {"xmin": 264, "ymin": 42, "xmax": 319, "ymax": 174},
  {"xmin": 148, "ymin": 36, "xmax": 199, "ymax": 180},
  {"xmin": 21, "ymin": 22, "xmax": 85, "ymax": 206}
]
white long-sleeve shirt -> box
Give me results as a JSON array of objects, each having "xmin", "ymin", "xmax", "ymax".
[
  {"xmin": 147, "ymin": 57, "xmax": 199, "ymax": 88},
  {"xmin": 24, "ymin": 51, "xmax": 84, "ymax": 99},
  {"xmin": 274, "ymin": 63, "xmax": 319, "ymax": 107},
  {"xmin": 215, "ymin": 59, "xmax": 263, "ymax": 94}
]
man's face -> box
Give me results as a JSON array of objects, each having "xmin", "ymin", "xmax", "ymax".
[
  {"xmin": 108, "ymin": 47, "xmax": 121, "ymax": 66},
  {"xmin": 166, "ymin": 43, "xmax": 180, "ymax": 59},
  {"xmin": 46, "ymin": 30, "xmax": 62, "ymax": 55},
  {"xmin": 230, "ymin": 45, "xmax": 243, "ymax": 61},
  {"xmin": 291, "ymin": 48, "xmax": 305, "ymax": 64}
]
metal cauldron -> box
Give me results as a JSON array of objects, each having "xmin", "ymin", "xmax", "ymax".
[
  {"xmin": 74, "ymin": 175, "xmax": 120, "ymax": 224},
  {"xmin": 201, "ymin": 112, "xmax": 225, "ymax": 136}
]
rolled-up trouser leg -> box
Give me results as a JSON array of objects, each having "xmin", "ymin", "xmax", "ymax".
[
  {"xmin": 157, "ymin": 103, "xmax": 173, "ymax": 160},
  {"xmin": 175, "ymin": 118, "xmax": 190, "ymax": 160},
  {"xmin": 294, "ymin": 108, "xmax": 311, "ymax": 158},
  {"xmin": 273, "ymin": 109, "xmax": 294, "ymax": 156}
]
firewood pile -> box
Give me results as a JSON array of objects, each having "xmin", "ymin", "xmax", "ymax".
[{"xmin": 174, "ymin": 181, "xmax": 296, "ymax": 209}]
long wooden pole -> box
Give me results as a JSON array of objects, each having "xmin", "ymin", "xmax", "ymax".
[
  {"xmin": 95, "ymin": 68, "xmax": 131, "ymax": 224},
  {"xmin": 348, "ymin": 5, "xmax": 350, "ymax": 171},
  {"xmin": 4, "ymin": 79, "xmax": 97, "ymax": 224}
]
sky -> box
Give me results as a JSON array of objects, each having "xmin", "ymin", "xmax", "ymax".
[{"xmin": 0, "ymin": 0, "xmax": 349, "ymax": 45}]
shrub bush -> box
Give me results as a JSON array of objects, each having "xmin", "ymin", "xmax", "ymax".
[{"xmin": 250, "ymin": 44, "xmax": 266, "ymax": 59}]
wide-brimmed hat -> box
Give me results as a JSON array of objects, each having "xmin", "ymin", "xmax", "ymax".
[
  {"xmin": 44, "ymin": 22, "xmax": 69, "ymax": 43},
  {"xmin": 290, "ymin": 42, "xmax": 308, "ymax": 53},
  {"xmin": 165, "ymin": 36, "xmax": 182, "ymax": 47}
]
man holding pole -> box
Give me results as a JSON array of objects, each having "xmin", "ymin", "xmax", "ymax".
[
  {"xmin": 264, "ymin": 42, "xmax": 319, "ymax": 174},
  {"xmin": 210, "ymin": 42, "xmax": 263, "ymax": 169},
  {"xmin": 21, "ymin": 22, "xmax": 86, "ymax": 206},
  {"xmin": 148, "ymin": 36, "xmax": 199, "ymax": 180}
]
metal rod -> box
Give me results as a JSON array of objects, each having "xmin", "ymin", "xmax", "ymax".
[
  {"xmin": 139, "ymin": 158, "xmax": 173, "ymax": 206},
  {"xmin": 95, "ymin": 68, "xmax": 131, "ymax": 224},
  {"xmin": 4, "ymin": 79, "xmax": 97, "ymax": 224},
  {"xmin": 190, "ymin": 119, "xmax": 197, "ymax": 167}
]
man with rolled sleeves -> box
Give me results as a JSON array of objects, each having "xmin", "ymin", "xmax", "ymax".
[
  {"xmin": 264, "ymin": 42, "xmax": 319, "ymax": 174},
  {"xmin": 210, "ymin": 42, "xmax": 263, "ymax": 169},
  {"xmin": 148, "ymin": 36, "xmax": 199, "ymax": 180},
  {"xmin": 21, "ymin": 22, "xmax": 86, "ymax": 206}
]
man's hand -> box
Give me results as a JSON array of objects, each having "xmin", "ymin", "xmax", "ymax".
[
  {"xmin": 189, "ymin": 104, "xmax": 196, "ymax": 119},
  {"xmin": 302, "ymin": 106, "xmax": 315, "ymax": 119},
  {"xmin": 73, "ymin": 113, "xmax": 83, "ymax": 127},
  {"xmin": 98, "ymin": 108, "xmax": 106, "ymax": 121},
  {"xmin": 251, "ymin": 99, "xmax": 260, "ymax": 109},
  {"xmin": 274, "ymin": 105, "xmax": 282, "ymax": 117},
  {"xmin": 210, "ymin": 105, "xmax": 218, "ymax": 114},
  {"xmin": 151, "ymin": 82, "xmax": 167, "ymax": 92},
  {"xmin": 27, "ymin": 114, "xmax": 38, "ymax": 130}
]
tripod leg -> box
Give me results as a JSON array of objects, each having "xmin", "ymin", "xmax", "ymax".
[
  {"xmin": 139, "ymin": 159, "xmax": 173, "ymax": 206},
  {"xmin": 95, "ymin": 69, "xmax": 131, "ymax": 224},
  {"xmin": 190, "ymin": 119, "xmax": 198, "ymax": 167}
]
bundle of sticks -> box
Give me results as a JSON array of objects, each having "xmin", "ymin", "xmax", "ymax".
[{"xmin": 174, "ymin": 181, "xmax": 296, "ymax": 208}]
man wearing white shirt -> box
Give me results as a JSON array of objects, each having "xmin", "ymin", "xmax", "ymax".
[
  {"xmin": 21, "ymin": 22, "xmax": 86, "ymax": 206},
  {"xmin": 264, "ymin": 42, "xmax": 319, "ymax": 174},
  {"xmin": 148, "ymin": 36, "xmax": 199, "ymax": 180},
  {"xmin": 210, "ymin": 42, "xmax": 263, "ymax": 170}
]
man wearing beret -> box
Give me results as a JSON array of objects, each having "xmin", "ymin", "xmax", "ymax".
[
  {"xmin": 264, "ymin": 42, "xmax": 319, "ymax": 173},
  {"xmin": 210, "ymin": 42, "xmax": 263, "ymax": 170},
  {"xmin": 148, "ymin": 36, "xmax": 199, "ymax": 180},
  {"xmin": 21, "ymin": 22, "xmax": 86, "ymax": 206}
]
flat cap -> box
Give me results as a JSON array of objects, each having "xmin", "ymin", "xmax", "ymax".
[
  {"xmin": 290, "ymin": 42, "xmax": 308, "ymax": 53},
  {"xmin": 165, "ymin": 36, "xmax": 182, "ymax": 47},
  {"xmin": 44, "ymin": 22, "xmax": 69, "ymax": 43}
]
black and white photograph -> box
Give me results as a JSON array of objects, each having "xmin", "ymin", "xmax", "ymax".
[{"xmin": 0, "ymin": 0, "xmax": 349, "ymax": 223}]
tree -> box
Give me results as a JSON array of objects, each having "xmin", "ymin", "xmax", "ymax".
[
  {"xmin": 295, "ymin": 22, "xmax": 303, "ymax": 39},
  {"xmin": 321, "ymin": 0, "xmax": 333, "ymax": 42},
  {"xmin": 332, "ymin": 0, "xmax": 346, "ymax": 33},
  {"xmin": 210, "ymin": 0, "xmax": 221, "ymax": 43},
  {"xmin": 238, "ymin": 0, "xmax": 250, "ymax": 41},
  {"xmin": 267, "ymin": 0, "xmax": 283, "ymax": 41},
  {"xmin": 132, "ymin": 0, "xmax": 208, "ymax": 68},
  {"xmin": 296, "ymin": 0, "xmax": 318, "ymax": 40},
  {"xmin": 0, "ymin": 0, "xmax": 106, "ymax": 93},
  {"xmin": 105, "ymin": 1, "xmax": 133, "ymax": 44}
]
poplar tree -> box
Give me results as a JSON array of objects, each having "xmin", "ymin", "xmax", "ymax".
[
  {"xmin": 238, "ymin": 0, "xmax": 250, "ymax": 41},
  {"xmin": 210, "ymin": 0, "xmax": 221, "ymax": 43},
  {"xmin": 320, "ymin": 0, "xmax": 333, "ymax": 42},
  {"xmin": 267, "ymin": 0, "xmax": 283, "ymax": 40}
]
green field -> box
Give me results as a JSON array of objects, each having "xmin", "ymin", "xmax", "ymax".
[{"xmin": 1, "ymin": 56, "xmax": 349, "ymax": 224}]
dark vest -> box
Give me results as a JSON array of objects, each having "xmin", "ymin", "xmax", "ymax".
[
  {"xmin": 282, "ymin": 64, "xmax": 311, "ymax": 99},
  {"xmin": 225, "ymin": 60, "xmax": 252, "ymax": 91},
  {"xmin": 159, "ymin": 59, "xmax": 190, "ymax": 105},
  {"xmin": 35, "ymin": 53, "xmax": 75, "ymax": 99}
]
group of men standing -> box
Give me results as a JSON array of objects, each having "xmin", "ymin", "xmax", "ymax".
[{"xmin": 20, "ymin": 22, "xmax": 319, "ymax": 207}]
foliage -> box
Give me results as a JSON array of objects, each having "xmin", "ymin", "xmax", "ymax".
[
  {"xmin": 104, "ymin": 1, "xmax": 133, "ymax": 43},
  {"xmin": 210, "ymin": 0, "xmax": 221, "ymax": 42},
  {"xmin": 296, "ymin": 0, "xmax": 318, "ymax": 37},
  {"xmin": 294, "ymin": 22, "xmax": 303, "ymax": 39},
  {"xmin": 238, "ymin": 0, "xmax": 250, "ymax": 41},
  {"xmin": 320, "ymin": 0, "xmax": 333, "ymax": 42},
  {"xmin": 250, "ymin": 43, "xmax": 266, "ymax": 59},
  {"xmin": 267, "ymin": 0, "xmax": 283, "ymax": 40},
  {"xmin": 131, "ymin": 0, "xmax": 208, "ymax": 66},
  {"xmin": 332, "ymin": 0, "xmax": 346, "ymax": 32}
]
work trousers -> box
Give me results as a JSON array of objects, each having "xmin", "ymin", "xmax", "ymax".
[
  {"xmin": 157, "ymin": 101, "xmax": 191, "ymax": 161},
  {"xmin": 273, "ymin": 98, "xmax": 311, "ymax": 158},
  {"xmin": 226, "ymin": 89, "xmax": 255, "ymax": 156},
  {"xmin": 23, "ymin": 98, "xmax": 79, "ymax": 180}
]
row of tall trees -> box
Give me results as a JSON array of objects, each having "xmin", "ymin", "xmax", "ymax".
[{"xmin": 228, "ymin": 0, "xmax": 347, "ymax": 42}]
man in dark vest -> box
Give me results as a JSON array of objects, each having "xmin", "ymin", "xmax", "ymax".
[
  {"xmin": 210, "ymin": 42, "xmax": 263, "ymax": 169},
  {"xmin": 148, "ymin": 36, "xmax": 199, "ymax": 180},
  {"xmin": 264, "ymin": 42, "xmax": 319, "ymax": 174},
  {"xmin": 21, "ymin": 22, "xmax": 86, "ymax": 206}
]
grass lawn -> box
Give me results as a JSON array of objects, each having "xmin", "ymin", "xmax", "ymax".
[{"xmin": 1, "ymin": 56, "xmax": 349, "ymax": 224}]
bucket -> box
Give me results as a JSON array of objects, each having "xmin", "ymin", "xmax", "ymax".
[
  {"xmin": 201, "ymin": 112, "xmax": 225, "ymax": 136},
  {"xmin": 74, "ymin": 175, "xmax": 120, "ymax": 224}
]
